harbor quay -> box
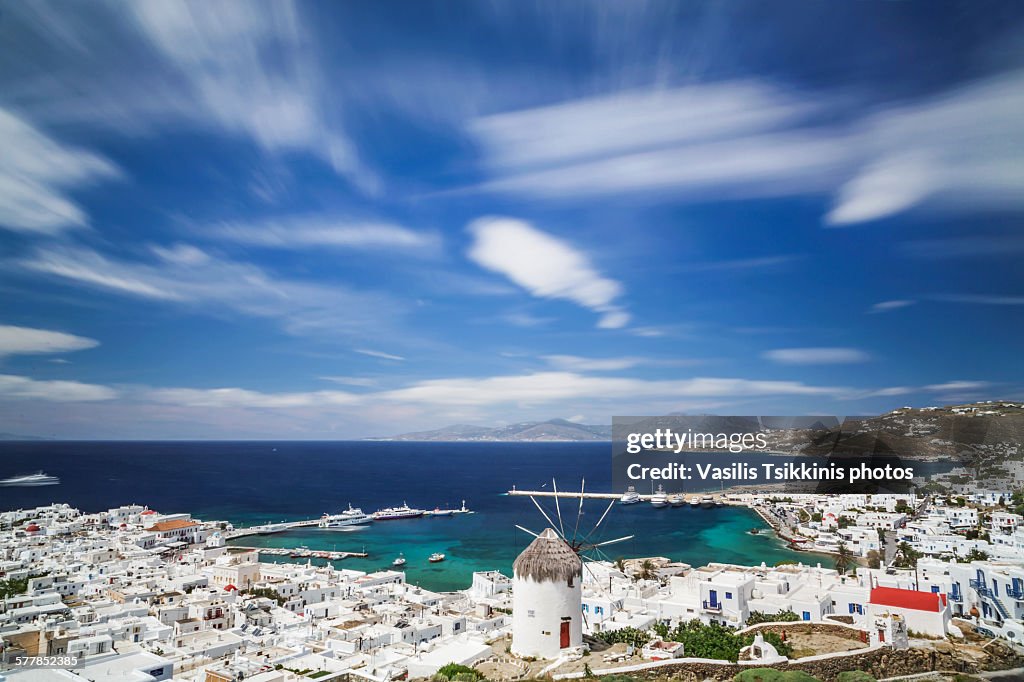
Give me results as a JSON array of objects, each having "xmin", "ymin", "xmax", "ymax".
[{"xmin": 3, "ymin": 490, "xmax": 1024, "ymax": 681}]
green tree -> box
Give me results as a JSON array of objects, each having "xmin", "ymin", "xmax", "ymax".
[
  {"xmin": 834, "ymin": 541, "xmax": 855, "ymax": 575},
  {"xmin": 435, "ymin": 664, "xmax": 482, "ymax": 681},
  {"xmin": 964, "ymin": 548, "xmax": 990, "ymax": 562},
  {"xmin": 894, "ymin": 541, "xmax": 921, "ymax": 568}
]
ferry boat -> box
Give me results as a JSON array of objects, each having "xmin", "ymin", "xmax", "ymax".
[
  {"xmin": 619, "ymin": 486, "xmax": 641, "ymax": 505},
  {"xmin": 319, "ymin": 504, "xmax": 373, "ymax": 529},
  {"xmin": 650, "ymin": 485, "xmax": 668, "ymax": 508},
  {"xmin": 668, "ymin": 494, "xmax": 685, "ymax": 507},
  {"xmin": 373, "ymin": 503, "xmax": 426, "ymax": 521},
  {"xmin": 428, "ymin": 552, "xmax": 446, "ymax": 563},
  {"xmin": 393, "ymin": 553, "xmax": 407, "ymax": 567},
  {"xmin": 0, "ymin": 472, "xmax": 59, "ymax": 487}
]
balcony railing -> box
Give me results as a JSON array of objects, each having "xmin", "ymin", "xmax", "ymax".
[{"xmin": 702, "ymin": 600, "xmax": 722, "ymax": 612}]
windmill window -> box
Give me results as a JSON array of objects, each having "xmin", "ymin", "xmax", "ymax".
[{"xmin": 568, "ymin": 576, "xmax": 574, "ymax": 587}]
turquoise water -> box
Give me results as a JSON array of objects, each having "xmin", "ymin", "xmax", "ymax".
[
  {"xmin": 226, "ymin": 502, "xmax": 820, "ymax": 591},
  {"xmin": 0, "ymin": 441, "xmax": 825, "ymax": 591}
]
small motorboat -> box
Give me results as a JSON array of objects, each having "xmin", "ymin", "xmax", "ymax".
[
  {"xmin": 426, "ymin": 507, "xmax": 455, "ymax": 517},
  {"xmin": 428, "ymin": 552, "xmax": 446, "ymax": 563},
  {"xmin": 392, "ymin": 553, "xmax": 407, "ymax": 567}
]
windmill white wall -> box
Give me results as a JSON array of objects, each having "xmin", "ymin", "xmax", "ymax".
[{"xmin": 511, "ymin": 528, "xmax": 583, "ymax": 659}]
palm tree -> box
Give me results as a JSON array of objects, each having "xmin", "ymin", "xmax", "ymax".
[
  {"xmin": 639, "ymin": 559, "xmax": 656, "ymax": 580},
  {"xmin": 834, "ymin": 541, "xmax": 854, "ymax": 575},
  {"xmin": 896, "ymin": 541, "xmax": 920, "ymax": 568}
]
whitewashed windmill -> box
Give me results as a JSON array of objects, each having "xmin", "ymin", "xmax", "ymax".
[{"xmin": 511, "ymin": 480, "xmax": 633, "ymax": 659}]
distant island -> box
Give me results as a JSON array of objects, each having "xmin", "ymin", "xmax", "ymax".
[
  {"xmin": 376, "ymin": 402, "xmax": 1024, "ymax": 463},
  {"xmin": 370, "ymin": 418, "xmax": 611, "ymax": 442}
]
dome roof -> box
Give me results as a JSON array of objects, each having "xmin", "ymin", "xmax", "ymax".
[
  {"xmin": 224, "ymin": 584, "xmax": 238, "ymax": 592},
  {"xmin": 25, "ymin": 523, "xmax": 40, "ymax": 532},
  {"xmin": 513, "ymin": 528, "xmax": 581, "ymax": 583}
]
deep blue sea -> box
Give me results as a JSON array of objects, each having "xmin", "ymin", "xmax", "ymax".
[{"xmin": 0, "ymin": 441, "xmax": 822, "ymax": 590}]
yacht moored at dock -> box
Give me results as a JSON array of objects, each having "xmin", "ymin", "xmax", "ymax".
[
  {"xmin": 650, "ymin": 485, "xmax": 668, "ymax": 508},
  {"xmin": 689, "ymin": 496, "xmax": 701, "ymax": 507},
  {"xmin": 668, "ymin": 493, "xmax": 685, "ymax": 507},
  {"xmin": 619, "ymin": 486, "xmax": 641, "ymax": 505},
  {"xmin": 319, "ymin": 504, "xmax": 373, "ymax": 529},
  {"xmin": 373, "ymin": 503, "xmax": 426, "ymax": 520},
  {"xmin": 700, "ymin": 495, "xmax": 715, "ymax": 508}
]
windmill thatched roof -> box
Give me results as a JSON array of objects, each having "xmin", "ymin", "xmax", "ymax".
[{"xmin": 513, "ymin": 528, "xmax": 582, "ymax": 583}]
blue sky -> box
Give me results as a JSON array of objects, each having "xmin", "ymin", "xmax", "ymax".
[{"xmin": 1, "ymin": 1, "xmax": 1023, "ymax": 438}]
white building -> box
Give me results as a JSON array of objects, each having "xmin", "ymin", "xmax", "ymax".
[{"xmin": 511, "ymin": 528, "xmax": 583, "ymax": 659}]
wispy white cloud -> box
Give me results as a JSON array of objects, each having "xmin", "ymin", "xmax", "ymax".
[
  {"xmin": 762, "ymin": 347, "xmax": 870, "ymax": 365},
  {"xmin": 899, "ymin": 236, "xmax": 1024, "ymax": 260},
  {"xmin": 19, "ymin": 244, "xmax": 404, "ymax": 338},
  {"xmin": 4, "ymin": 1, "xmax": 375, "ymax": 193},
  {"xmin": 377, "ymin": 372, "xmax": 841, "ymax": 408},
  {"xmin": 146, "ymin": 386, "xmax": 357, "ymax": 409},
  {"xmin": 924, "ymin": 380, "xmax": 990, "ymax": 393},
  {"xmin": 0, "ymin": 108, "xmax": 119, "ymax": 234},
  {"xmin": 467, "ymin": 217, "xmax": 629, "ymax": 329},
  {"xmin": 542, "ymin": 355, "xmax": 645, "ymax": 372},
  {"xmin": 0, "ymin": 325, "xmax": 99, "ymax": 357},
  {"xmin": 676, "ymin": 255, "xmax": 802, "ymax": 273},
  {"xmin": 932, "ymin": 294, "xmax": 1024, "ymax": 306},
  {"xmin": 319, "ymin": 376, "xmax": 378, "ymax": 388},
  {"xmin": 207, "ymin": 216, "xmax": 439, "ymax": 253},
  {"xmin": 825, "ymin": 71, "xmax": 1024, "ymax": 225},
  {"xmin": 0, "ymin": 373, "xmax": 116, "ymax": 401},
  {"xmin": 469, "ymin": 70, "xmax": 1024, "ymax": 225},
  {"xmin": 354, "ymin": 348, "xmax": 405, "ymax": 362},
  {"xmin": 868, "ymin": 300, "xmax": 916, "ymax": 314}
]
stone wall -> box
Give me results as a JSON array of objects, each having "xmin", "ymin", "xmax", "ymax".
[
  {"xmin": 625, "ymin": 641, "xmax": 1024, "ymax": 681},
  {"xmin": 742, "ymin": 622, "xmax": 864, "ymax": 642}
]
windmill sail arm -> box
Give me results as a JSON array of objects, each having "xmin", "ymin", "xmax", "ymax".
[{"xmin": 592, "ymin": 534, "xmax": 634, "ymax": 547}]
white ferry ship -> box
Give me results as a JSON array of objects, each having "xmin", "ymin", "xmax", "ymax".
[
  {"xmin": 319, "ymin": 504, "xmax": 373, "ymax": 529},
  {"xmin": 0, "ymin": 472, "xmax": 60, "ymax": 487},
  {"xmin": 372, "ymin": 503, "xmax": 426, "ymax": 521}
]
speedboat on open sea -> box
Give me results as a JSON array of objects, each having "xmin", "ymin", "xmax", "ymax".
[{"xmin": 0, "ymin": 472, "xmax": 59, "ymax": 487}]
